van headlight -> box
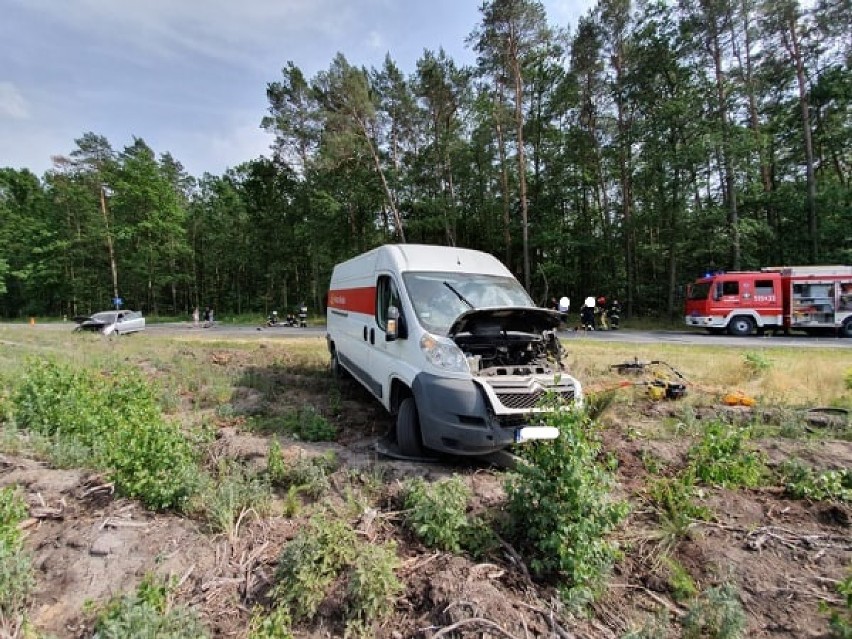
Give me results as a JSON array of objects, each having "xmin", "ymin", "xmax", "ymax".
[{"xmin": 420, "ymin": 334, "xmax": 468, "ymax": 373}]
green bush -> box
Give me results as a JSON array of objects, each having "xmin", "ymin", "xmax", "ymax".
[
  {"xmin": 272, "ymin": 516, "xmax": 358, "ymax": 620},
  {"xmin": 779, "ymin": 459, "xmax": 851, "ymax": 502},
  {"xmin": 0, "ymin": 486, "xmax": 34, "ymax": 616},
  {"xmin": 682, "ymin": 582, "xmax": 745, "ymax": 639},
  {"xmin": 622, "ymin": 609, "xmax": 671, "ymax": 639},
  {"xmin": 402, "ymin": 476, "xmax": 472, "ymax": 553},
  {"xmin": 663, "ymin": 556, "xmax": 698, "ymax": 602},
  {"xmin": 825, "ymin": 573, "xmax": 852, "ymax": 638},
  {"xmin": 345, "ymin": 541, "xmax": 402, "ymax": 635},
  {"xmin": 12, "ymin": 358, "xmax": 199, "ymax": 510},
  {"xmin": 196, "ymin": 462, "xmax": 272, "ymax": 534},
  {"xmin": 247, "ymin": 606, "xmax": 294, "ymax": 639},
  {"xmin": 271, "ymin": 513, "xmax": 402, "ymax": 631},
  {"xmin": 290, "ymin": 405, "xmax": 337, "ymax": 442},
  {"xmin": 743, "ymin": 351, "xmax": 772, "ymax": 375},
  {"xmin": 688, "ymin": 422, "xmax": 768, "ymax": 488},
  {"xmin": 647, "ymin": 474, "xmax": 713, "ymax": 536},
  {"xmin": 506, "ymin": 408, "xmax": 628, "ymax": 610},
  {"xmin": 92, "ymin": 573, "xmax": 208, "ymax": 639},
  {"xmin": 268, "ymin": 449, "xmax": 337, "ymax": 499}
]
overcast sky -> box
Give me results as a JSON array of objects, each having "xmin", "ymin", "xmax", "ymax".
[{"xmin": 1, "ymin": 0, "xmax": 595, "ymax": 179}]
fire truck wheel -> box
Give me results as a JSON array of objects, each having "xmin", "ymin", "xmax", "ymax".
[
  {"xmin": 397, "ymin": 397, "xmax": 424, "ymax": 457},
  {"xmin": 728, "ymin": 316, "xmax": 755, "ymax": 336},
  {"xmin": 842, "ymin": 319, "xmax": 852, "ymax": 338}
]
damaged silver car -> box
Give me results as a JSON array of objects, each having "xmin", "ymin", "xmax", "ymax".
[{"xmin": 73, "ymin": 310, "xmax": 146, "ymax": 336}]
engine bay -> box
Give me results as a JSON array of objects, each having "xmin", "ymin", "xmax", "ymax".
[{"xmin": 454, "ymin": 329, "xmax": 564, "ymax": 376}]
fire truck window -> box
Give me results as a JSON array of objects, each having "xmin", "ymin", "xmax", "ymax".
[
  {"xmin": 721, "ymin": 281, "xmax": 739, "ymax": 296},
  {"xmin": 841, "ymin": 284, "xmax": 852, "ymax": 311},
  {"xmin": 755, "ymin": 280, "xmax": 774, "ymax": 296}
]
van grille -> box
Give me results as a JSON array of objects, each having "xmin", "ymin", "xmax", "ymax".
[{"xmin": 494, "ymin": 387, "xmax": 575, "ymax": 410}]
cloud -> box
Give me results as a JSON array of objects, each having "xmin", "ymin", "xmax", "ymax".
[
  {"xmin": 545, "ymin": 0, "xmax": 595, "ymax": 24},
  {"xmin": 0, "ymin": 82, "xmax": 30, "ymax": 120},
  {"xmin": 8, "ymin": 0, "xmax": 365, "ymax": 72},
  {"xmin": 366, "ymin": 31, "xmax": 386, "ymax": 51},
  {"xmin": 165, "ymin": 110, "xmax": 273, "ymax": 177}
]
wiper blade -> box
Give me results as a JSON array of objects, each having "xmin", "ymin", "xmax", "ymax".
[{"xmin": 443, "ymin": 281, "xmax": 475, "ymax": 309}]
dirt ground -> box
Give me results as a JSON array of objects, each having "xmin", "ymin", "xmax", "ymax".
[{"xmin": 1, "ymin": 344, "xmax": 850, "ymax": 638}]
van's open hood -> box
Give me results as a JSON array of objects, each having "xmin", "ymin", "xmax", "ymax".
[{"xmin": 447, "ymin": 307, "xmax": 561, "ymax": 336}]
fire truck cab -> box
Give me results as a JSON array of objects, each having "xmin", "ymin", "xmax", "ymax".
[{"xmin": 685, "ymin": 266, "xmax": 852, "ymax": 337}]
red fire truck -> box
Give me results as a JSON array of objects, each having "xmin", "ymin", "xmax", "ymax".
[{"xmin": 685, "ymin": 265, "xmax": 852, "ymax": 337}]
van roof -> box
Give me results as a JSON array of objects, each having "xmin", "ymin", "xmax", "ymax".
[{"xmin": 333, "ymin": 244, "xmax": 514, "ymax": 281}]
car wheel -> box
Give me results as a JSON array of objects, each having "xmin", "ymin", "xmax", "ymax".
[
  {"xmin": 728, "ymin": 316, "xmax": 754, "ymax": 336},
  {"xmin": 397, "ymin": 397, "xmax": 424, "ymax": 457},
  {"xmin": 841, "ymin": 318, "xmax": 852, "ymax": 338}
]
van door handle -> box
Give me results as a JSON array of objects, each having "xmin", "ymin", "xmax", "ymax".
[
  {"xmin": 370, "ymin": 328, "xmax": 375, "ymax": 344},
  {"xmin": 363, "ymin": 326, "xmax": 368, "ymax": 341}
]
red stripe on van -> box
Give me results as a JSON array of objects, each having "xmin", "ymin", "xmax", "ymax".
[{"xmin": 327, "ymin": 286, "xmax": 376, "ymax": 315}]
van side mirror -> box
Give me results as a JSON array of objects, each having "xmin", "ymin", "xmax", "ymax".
[{"xmin": 386, "ymin": 306, "xmax": 406, "ymax": 341}]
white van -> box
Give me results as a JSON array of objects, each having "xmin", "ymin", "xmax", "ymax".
[{"xmin": 326, "ymin": 244, "xmax": 582, "ymax": 457}]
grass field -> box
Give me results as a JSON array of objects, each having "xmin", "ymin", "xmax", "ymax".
[{"xmin": 0, "ymin": 324, "xmax": 849, "ymax": 638}]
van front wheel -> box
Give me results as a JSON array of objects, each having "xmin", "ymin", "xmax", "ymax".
[
  {"xmin": 330, "ymin": 350, "xmax": 348, "ymax": 380},
  {"xmin": 397, "ymin": 397, "xmax": 424, "ymax": 457}
]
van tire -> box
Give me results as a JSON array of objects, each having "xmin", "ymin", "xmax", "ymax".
[
  {"xmin": 841, "ymin": 318, "xmax": 852, "ymax": 338},
  {"xmin": 330, "ymin": 350, "xmax": 348, "ymax": 380},
  {"xmin": 728, "ymin": 316, "xmax": 754, "ymax": 336},
  {"xmin": 397, "ymin": 398, "xmax": 424, "ymax": 457}
]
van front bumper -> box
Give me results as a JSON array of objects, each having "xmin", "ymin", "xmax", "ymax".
[{"xmin": 411, "ymin": 372, "xmax": 556, "ymax": 456}]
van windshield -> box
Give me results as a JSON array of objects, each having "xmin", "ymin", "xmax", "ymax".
[{"xmin": 403, "ymin": 272, "xmax": 533, "ymax": 333}]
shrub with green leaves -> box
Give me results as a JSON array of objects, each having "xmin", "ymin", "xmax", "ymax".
[
  {"xmin": 647, "ymin": 474, "xmax": 713, "ymax": 536},
  {"xmin": 289, "ymin": 406, "xmax": 337, "ymax": 442},
  {"xmin": 267, "ymin": 449, "xmax": 337, "ymax": 499},
  {"xmin": 247, "ymin": 606, "xmax": 294, "ymax": 639},
  {"xmin": 271, "ymin": 515, "xmax": 359, "ymax": 620},
  {"xmin": 195, "ymin": 462, "xmax": 272, "ymax": 534},
  {"xmin": 824, "ymin": 573, "xmax": 852, "ymax": 638},
  {"xmin": 0, "ymin": 486, "xmax": 34, "ymax": 617},
  {"xmin": 402, "ymin": 476, "xmax": 472, "ymax": 553},
  {"xmin": 506, "ymin": 408, "xmax": 628, "ymax": 610},
  {"xmin": 663, "ymin": 556, "xmax": 698, "ymax": 602},
  {"xmin": 247, "ymin": 406, "xmax": 337, "ymax": 442},
  {"xmin": 779, "ymin": 459, "xmax": 851, "ymax": 502},
  {"xmin": 688, "ymin": 422, "xmax": 768, "ymax": 488},
  {"xmin": 12, "ymin": 358, "xmax": 199, "ymax": 510},
  {"xmin": 92, "ymin": 573, "xmax": 208, "ymax": 639},
  {"xmin": 743, "ymin": 351, "xmax": 772, "ymax": 376},
  {"xmin": 345, "ymin": 541, "xmax": 402, "ymax": 634},
  {"xmin": 622, "ymin": 609, "xmax": 671, "ymax": 639},
  {"xmin": 682, "ymin": 582, "xmax": 745, "ymax": 639},
  {"xmin": 271, "ymin": 513, "xmax": 401, "ymax": 631}
]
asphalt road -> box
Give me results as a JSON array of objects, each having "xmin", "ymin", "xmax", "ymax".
[
  {"xmin": 15, "ymin": 320, "xmax": 850, "ymax": 349},
  {"xmin": 137, "ymin": 322, "xmax": 852, "ymax": 349}
]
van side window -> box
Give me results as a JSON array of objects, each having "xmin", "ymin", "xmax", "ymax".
[
  {"xmin": 376, "ymin": 275, "xmax": 401, "ymax": 331},
  {"xmin": 721, "ymin": 281, "xmax": 739, "ymax": 296},
  {"xmin": 755, "ymin": 280, "xmax": 774, "ymax": 296}
]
